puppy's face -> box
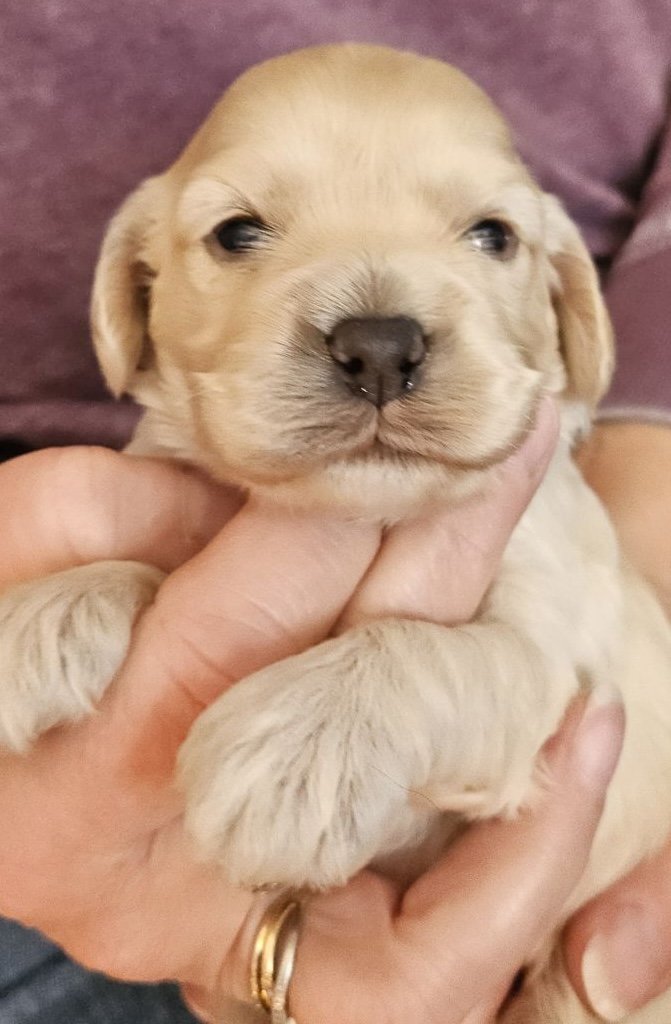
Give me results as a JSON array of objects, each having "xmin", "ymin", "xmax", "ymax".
[{"xmin": 93, "ymin": 45, "xmax": 613, "ymax": 516}]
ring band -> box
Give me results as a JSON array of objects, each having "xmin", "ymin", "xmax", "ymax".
[
  {"xmin": 250, "ymin": 895, "xmax": 302, "ymax": 1023},
  {"xmin": 270, "ymin": 919, "xmax": 299, "ymax": 1024}
]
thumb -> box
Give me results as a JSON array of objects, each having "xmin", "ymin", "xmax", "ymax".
[
  {"xmin": 340, "ymin": 396, "xmax": 559, "ymax": 629},
  {"xmin": 564, "ymin": 841, "xmax": 671, "ymax": 1020},
  {"xmin": 395, "ymin": 695, "xmax": 624, "ymax": 1015},
  {"xmin": 106, "ymin": 501, "xmax": 381, "ymax": 779}
]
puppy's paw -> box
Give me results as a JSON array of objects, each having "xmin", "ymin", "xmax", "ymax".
[
  {"xmin": 179, "ymin": 639, "xmax": 411, "ymax": 889},
  {"xmin": 0, "ymin": 560, "xmax": 164, "ymax": 751}
]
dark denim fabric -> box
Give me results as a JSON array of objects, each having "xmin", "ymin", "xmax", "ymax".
[{"xmin": 0, "ymin": 920, "xmax": 198, "ymax": 1024}]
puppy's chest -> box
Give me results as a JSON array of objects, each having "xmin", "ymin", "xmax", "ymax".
[{"xmin": 485, "ymin": 456, "xmax": 624, "ymax": 680}]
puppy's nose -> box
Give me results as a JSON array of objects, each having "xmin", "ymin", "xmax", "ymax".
[{"xmin": 326, "ymin": 316, "xmax": 426, "ymax": 407}]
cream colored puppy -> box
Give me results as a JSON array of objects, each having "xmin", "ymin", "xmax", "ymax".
[{"xmin": 2, "ymin": 44, "xmax": 671, "ymax": 1023}]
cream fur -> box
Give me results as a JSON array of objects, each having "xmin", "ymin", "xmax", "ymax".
[
  {"xmin": 2, "ymin": 44, "xmax": 670, "ymax": 1023},
  {"xmin": 0, "ymin": 561, "xmax": 163, "ymax": 751}
]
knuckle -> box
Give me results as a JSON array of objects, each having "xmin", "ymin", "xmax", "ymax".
[{"xmin": 50, "ymin": 446, "xmax": 127, "ymax": 563}]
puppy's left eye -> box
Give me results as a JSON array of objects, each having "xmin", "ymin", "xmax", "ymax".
[
  {"xmin": 466, "ymin": 219, "xmax": 517, "ymax": 259},
  {"xmin": 212, "ymin": 216, "xmax": 269, "ymax": 253}
]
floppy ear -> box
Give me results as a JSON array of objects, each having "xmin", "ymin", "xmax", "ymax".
[
  {"xmin": 91, "ymin": 177, "xmax": 163, "ymax": 397},
  {"xmin": 543, "ymin": 194, "xmax": 615, "ymax": 407}
]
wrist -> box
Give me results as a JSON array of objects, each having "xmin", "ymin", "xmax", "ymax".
[{"xmin": 577, "ymin": 421, "xmax": 671, "ymax": 614}]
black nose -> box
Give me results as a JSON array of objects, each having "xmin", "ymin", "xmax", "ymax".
[{"xmin": 326, "ymin": 316, "xmax": 426, "ymax": 408}]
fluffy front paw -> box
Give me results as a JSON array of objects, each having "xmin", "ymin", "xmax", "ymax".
[
  {"xmin": 0, "ymin": 560, "xmax": 163, "ymax": 751},
  {"xmin": 178, "ymin": 638, "xmax": 413, "ymax": 890}
]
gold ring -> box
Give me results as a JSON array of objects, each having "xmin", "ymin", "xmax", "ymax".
[{"xmin": 250, "ymin": 894, "xmax": 302, "ymax": 1023}]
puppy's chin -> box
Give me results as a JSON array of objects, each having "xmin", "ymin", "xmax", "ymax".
[
  {"xmin": 245, "ymin": 455, "xmax": 495, "ymax": 523},
  {"xmin": 200, "ymin": 397, "xmax": 539, "ymax": 521}
]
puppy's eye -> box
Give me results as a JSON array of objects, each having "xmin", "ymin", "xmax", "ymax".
[
  {"xmin": 212, "ymin": 216, "xmax": 269, "ymax": 253},
  {"xmin": 466, "ymin": 219, "xmax": 517, "ymax": 259}
]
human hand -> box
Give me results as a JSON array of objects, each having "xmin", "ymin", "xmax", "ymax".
[
  {"xmin": 0, "ymin": 445, "xmax": 380, "ymax": 986},
  {"xmin": 0, "ymin": 400, "xmax": 612, "ymax": 1024},
  {"xmin": 200, "ymin": 691, "xmax": 621, "ymax": 1024}
]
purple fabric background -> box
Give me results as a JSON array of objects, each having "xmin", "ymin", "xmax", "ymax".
[{"xmin": 2, "ymin": 0, "xmax": 670, "ymax": 449}]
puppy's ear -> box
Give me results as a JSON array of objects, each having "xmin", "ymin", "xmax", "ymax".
[
  {"xmin": 91, "ymin": 177, "xmax": 163, "ymax": 397},
  {"xmin": 543, "ymin": 194, "xmax": 614, "ymax": 407}
]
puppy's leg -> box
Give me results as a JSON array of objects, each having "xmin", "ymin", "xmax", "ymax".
[
  {"xmin": 0, "ymin": 561, "xmax": 163, "ymax": 751},
  {"xmin": 178, "ymin": 615, "xmax": 577, "ymax": 889}
]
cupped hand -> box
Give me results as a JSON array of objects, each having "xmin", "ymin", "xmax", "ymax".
[
  {"xmin": 185, "ymin": 690, "xmax": 621, "ymax": 1024},
  {"xmin": 0, "ymin": 446, "xmax": 381, "ymax": 985},
  {"xmin": 0, "ymin": 401, "xmax": 619, "ymax": 1024}
]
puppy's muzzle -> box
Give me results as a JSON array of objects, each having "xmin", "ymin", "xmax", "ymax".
[{"xmin": 326, "ymin": 316, "xmax": 426, "ymax": 407}]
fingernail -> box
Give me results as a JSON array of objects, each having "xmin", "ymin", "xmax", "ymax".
[
  {"xmin": 573, "ymin": 684, "xmax": 624, "ymax": 790},
  {"xmin": 582, "ymin": 904, "xmax": 663, "ymax": 1020},
  {"xmin": 582, "ymin": 936, "xmax": 629, "ymax": 1021}
]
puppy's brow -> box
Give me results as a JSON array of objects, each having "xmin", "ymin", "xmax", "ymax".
[
  {"xmin": 177, "ymin": 177, "xmax": 254, "ymax": 238},
  {"xmin": 494, "ymin": 182, "xmax": 543, "ymax": 237},
  {"xmin": 423, "ymin": 177, "xmax": 540, "ymax": 240}
]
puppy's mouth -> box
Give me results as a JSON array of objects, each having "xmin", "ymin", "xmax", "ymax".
[
  {"xmin": 330, "ymin": 407, "xmax": 530, "ymax": 474},
  {"xmin": 318, "ymin": 407, "xmax": 428, "ymax": 463},
  {"xmin": 346, "ymin": 430, "xmax": 514, "ymax": 473},
  {"xmin": 198, "ymin": 366, "xmax": 540, "ymax": 489}
]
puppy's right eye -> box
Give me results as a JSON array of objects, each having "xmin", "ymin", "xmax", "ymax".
[
  {"xmin": 212, "ymin": 217, "xmax": 269, "ymax": 253},
  {"xmin": 465, "ymin": 218, "xmax": 517, "ymax": 259}
]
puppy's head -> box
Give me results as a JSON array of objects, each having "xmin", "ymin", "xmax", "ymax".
[{"xmin": 92, "ymin": 44, "xmax": 613, "ymax": 516}]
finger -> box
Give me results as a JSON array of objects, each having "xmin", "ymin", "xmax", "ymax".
[
  {"xmin": 104, "ymin": 501, "xmax": 381, "ymax": 778},
  {"xmin": 0, "ymin": 447, "xmax": 241, "ymax": 583},
  {"xmin": 339, "ymin": 397, "xmax": 559, "ymax": 629},
  {"xmin": 564, "ymin": 840, "xmax": 671, "ymax": 1021},
  {"xmin": 394, "ymin": 693, "xmax": 624, "ymax": 1018}
]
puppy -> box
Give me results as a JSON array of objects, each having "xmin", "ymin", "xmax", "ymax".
[{"xmin": 2, "ymin": 44, "xmax": 671, "ymax": 1023}]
